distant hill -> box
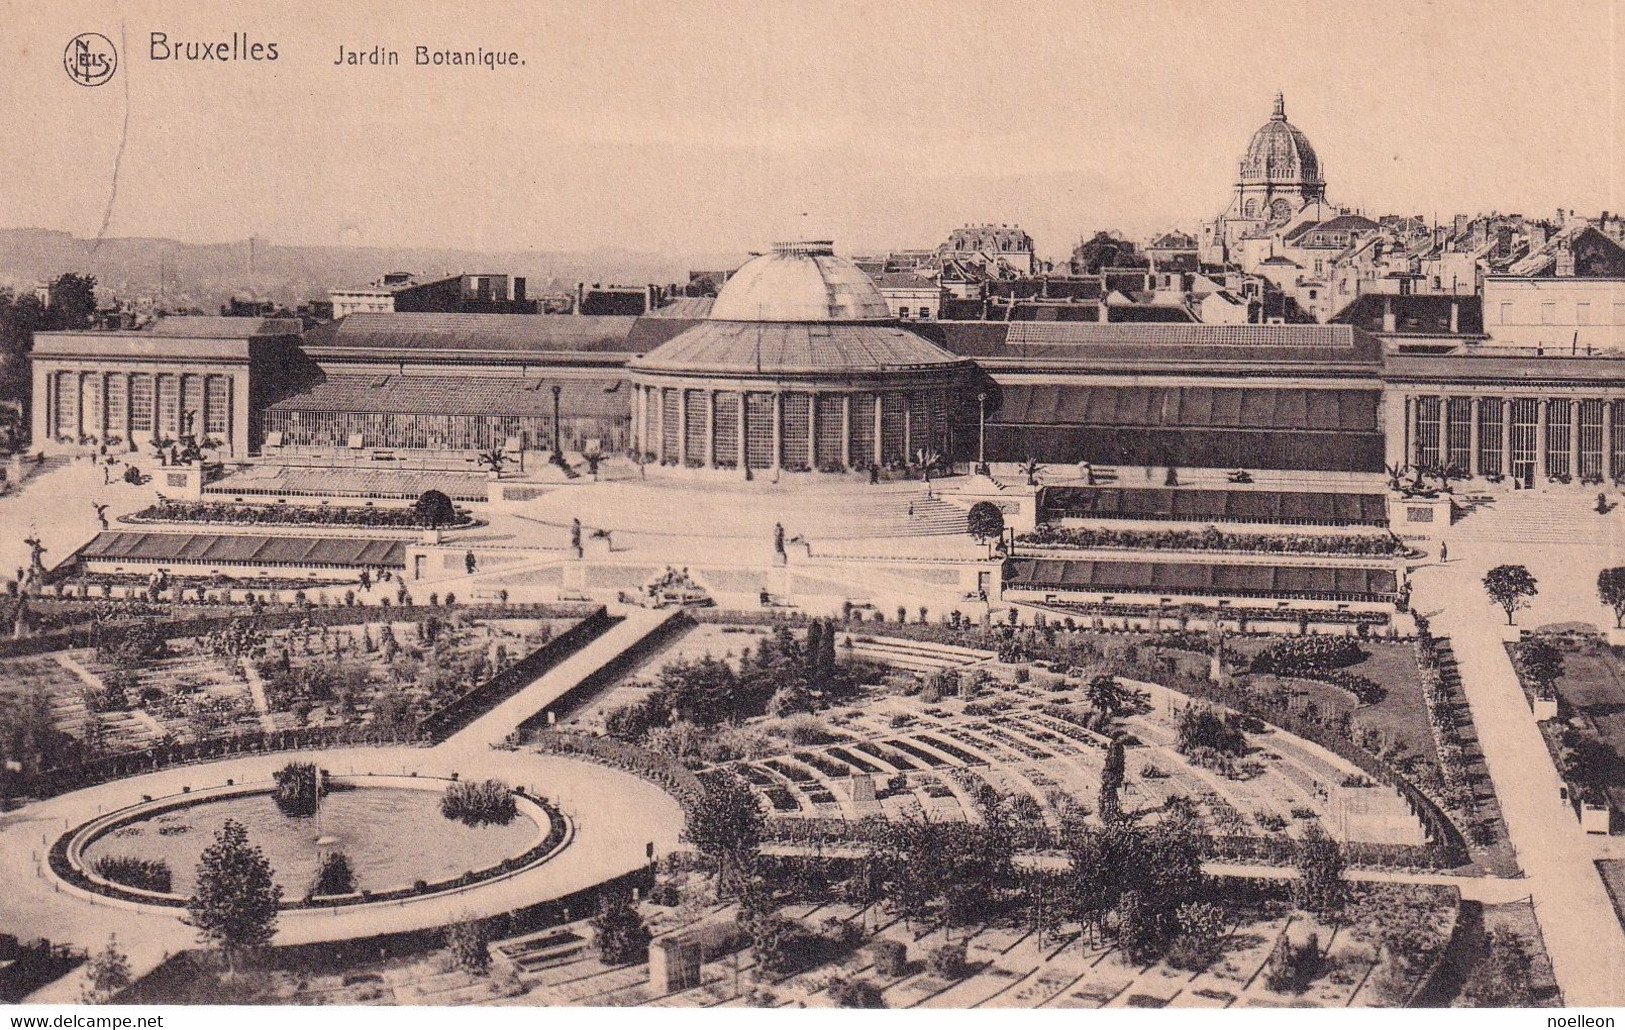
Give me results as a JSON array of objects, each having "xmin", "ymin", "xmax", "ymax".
[{"xmin": 0, "ymin": 227, "xmax": 744, "ymax": 312}]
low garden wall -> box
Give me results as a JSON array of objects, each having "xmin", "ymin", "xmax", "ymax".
[{"xmin": 418, "ymin": 606, "xmax": 616, "ymax": 741}]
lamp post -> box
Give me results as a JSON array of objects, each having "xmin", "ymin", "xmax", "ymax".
[
  {"xmin": 976, "ymin": 390, "xmax": 987, "ymax": 473},
  {"xmin": 551, "ymin": 384, "xmax": 562, "ymax": 459}
]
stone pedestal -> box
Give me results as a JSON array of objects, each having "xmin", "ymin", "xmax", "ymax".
[
  {"xmin": 1386, "ymin": 492, "xmax": 1453, "ymax": 539},
  {"xmin": 1499, "ymin": 624, "xmax": 1524, "ymax": 643}
]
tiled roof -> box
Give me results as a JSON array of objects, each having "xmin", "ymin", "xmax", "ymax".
[
  {"xmin": 265, "ymin": 374, "xmax": 630, "ymax": 417},
  {"xmin": 301, "ymin": 312, "xmax": 640, "ymax": 354},
  {"xmin": 872, "ymin": 272, "xmax": 939, "ymax": 290},
  {"xmin": 1329, "ymin": 294, "xmax": 1484, "ymax": 336},
  {"xmin": 646, "ymin": 297, "xmax": 715, "ymax": 318},
  {"xmin": 923, "ymin": 322, "xmax": 1382, "ymax": 370},
  {"xmin": 629, "ymin": 321, "xmax": 966, "ymax": 375},
  {"xmin": 143, "ymin": 316, "xmax": 303, "ymax": 338},
  {"xmin": 79, "ymin": 532, "xmax": 406, "ymax": 568}
]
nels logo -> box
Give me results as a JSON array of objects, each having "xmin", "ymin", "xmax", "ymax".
[{"xmin": 64, "ymin": 32, "xmax": 118, "ymax": 87}]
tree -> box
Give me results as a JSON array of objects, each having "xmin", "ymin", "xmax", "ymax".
[
  {"xmin": 447, "ymin": 916, "xmax": 492, "ymax": 975},
  {"xmin": 967, "ymin": 501, "xmax": 1005, "ymax": 543},
  {"xmin": 1461, "ymin": 929, "xmax": 1536, "ymax": 1007},
  {"xmin": 1514, "ymin": 637, "xmax": 1565, "ymax": 697},
  {"xmin": 1291, "ymin": 823, "xmax": 1347, "ymax": 915},
  {"xmin": 187, "ymin": 819, "xmax": 282, "ymax": 971},
  {"xmin": 413, "ymin": 489, "xmax": 458, "ymax": 529},
  {"xmin": 589, "ymin": 893, "xmax": 651, "ymax": 965},
  {"xmin": 81, "ymin": 934, "xmax": 131, "ymax": 1002},
  {"xmin": 1098, "ymin": 738, "xmax": 1125, "ymax": 824},
  {"xmin": 1598, "ymin": 568, "xmax": 1625, "ymax": 628},
  {"xmin": 686, "ymin": 770, "xmax": 765, "ymax": 897},
  {"xmin": 1085, "ymin": 674, "xmax": 1127, "ymax": 719},
  {"xmin": 1483, "ymin": 564, "xmax": 1538, "ymax": 625},
  {"xmin": 45, "ymin": 273, "xmax": 98, "ymax": 331}
]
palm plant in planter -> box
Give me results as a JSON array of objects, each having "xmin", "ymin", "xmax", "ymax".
[{"xmin": 477, "ymin": 448, "xmax": 509, "ymax": 479}]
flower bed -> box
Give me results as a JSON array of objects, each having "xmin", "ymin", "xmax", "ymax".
[
  {"xmin": 127, "ymin": 500, "xmax": 476, "ymax": 530},
  {"xmin": 1018, "ymin": 524, "xmax": 1410, "ymax": 557}
]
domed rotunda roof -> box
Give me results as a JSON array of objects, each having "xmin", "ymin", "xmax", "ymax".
[
  {"xmin": 629, "ymin": 241, "xmax": 965, "ymax": 377},
  {"xmin": 1239, "ymin": 92, "xmax": 1322, "ymax": 186},
  {"xmin": 708, "ymin": 241, "xmax": 894, "ymax": 322}
]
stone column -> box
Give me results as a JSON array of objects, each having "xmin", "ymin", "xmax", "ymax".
[
  {"xmin": 1536, "ymin": 397, "xmax": 1549, "ymax": 477},
  {"xmin": 1468, "ymin": 396, "xmax": 1481, "ymax": 476},
  {"xmin": 123, "ymin": 372, "xmax": 134, "ymax": 444},
  {"xmin": 677, "ymin": 389, "xmax": 689, "ymax": 466},
  {"xmin": 772, "ymin": 391, "xmax": 782, "ymax": 472},
  {"xmin": 738, "ymin": 394, "xmax": 747, "ymax": 472},
  {"xmin": 806, "ymin": 393, "xmax": 818, "ymax": 470},
  {"xmin": 705, "ymin": 391, "xmax": 716, "ymax": 468},
  {"xmin": 98, "ymin": 373, "xmax": 110, "ymax": 441},
  {"xmin": 903, "ymin": 395, "xmax": 913, "ymax": 460},
  {"xmin": 1569, "ymin": 398, "xmax": 1580, "ymax": 476},
  {"xmin": 1402, "ymin": 394, "xmax": 1413, "ymax": 466},
  {"xmin": 1500, "ymin": 396, "xmax": 1512, "ymax": 476},
  {"xmin": 873, "ymin": 393, "xmax": 883, "ymax": 467},
  {"xmin": 1605, "ymin": 400, "xmax": 1616, "ymax": 481},
  {"xmin": 841, "ymin": 393, "xmax": 852, "ymax": 469}
]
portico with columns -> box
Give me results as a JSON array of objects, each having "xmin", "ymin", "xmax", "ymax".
[
  {"xmin": 1384, "ymin": 353, "xmax": 1625, "ymax": 485},
  {"xmin": 29, "ymin": 317, "xmax": 302, "ymax": 460}
]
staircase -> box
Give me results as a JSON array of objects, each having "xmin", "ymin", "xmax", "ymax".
[{"xmin": 839, "ymin": 634, "xmax": 994, "ymax": 672}]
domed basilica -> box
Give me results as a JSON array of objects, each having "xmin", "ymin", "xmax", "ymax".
[{"xmin": 1203, "ymin": 92, "xmax": 1338, "ymax": 263}]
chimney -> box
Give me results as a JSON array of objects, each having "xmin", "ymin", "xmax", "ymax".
[
  {"xmin": 576, "ymin": 282, "xmax": 586, "ymax": 313},
  {"xmin": 1382, "ymin": 295, "xmax": 1396, "ymax": 333},
  {"xmin": 513, "ymin": 277, "xmax": 526, "ymax": 303}
]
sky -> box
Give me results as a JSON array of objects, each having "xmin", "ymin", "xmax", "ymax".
[{"xmin": 0, "ymin": 0, "xmax": 1621, "ymax": 260}]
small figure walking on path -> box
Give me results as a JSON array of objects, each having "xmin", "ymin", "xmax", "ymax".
[
  {"xmin": 907, "ymin": 501, "xmax": 914, "ymax": 516},
  {"xmin": 93, "ymin": 503, "xmax": 109, "ymax": 531},
  {"xmin": 1439, "ymin": 541, "xmax": 1449, "ymax": 564},
  {"xmin": 570, "ymin": 518, "xmax": 583, "ymax": 551},
  {"xmin": 773, "ymin": 521, "xmax": 786, "ymax": 556},
  {"xmin": 464, "ymin": 550, "xmax": 477, "ymax": 575}
]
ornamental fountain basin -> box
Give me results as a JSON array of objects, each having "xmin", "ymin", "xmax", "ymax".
[{"xmin": 68, "ymin": 774, "xmax": 555, "ymax": 905}]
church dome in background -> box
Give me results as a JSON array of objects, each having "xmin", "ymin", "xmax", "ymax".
[
  {"xmin": 708, "ymin": 241, "xmax": 894, "ymax": 322},
  {"xmin": 1239, "ymin": 92, "xmax": 1323, "ymax": 187}
]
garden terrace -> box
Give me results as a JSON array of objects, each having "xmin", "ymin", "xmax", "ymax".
[
  {"xmin": 74, "ymin": 531, "xmax": 407, "ymax": 572},
  {"xmin": 272, "ymin": 874, "xmax": 1457, "ymax": 1009},
  {"xmin": 0, "ymin": 607, "xmax": 588, "ymax": 793},
  {"xmin": 1005, "ymin": 558, "xmax": 1399, "ymax": 604},
  {"xmin": 1026, "ymin": 600, "xmax": 1391, "ymax": 629},
  {"xmin": 1017, "ymin": 525, "xmax": 1409, "ymax": 557},
  {"xmin": 127, "ymin": 499, "xmax": 475, "ymax": 530},
  {"xmin": 1039, "ymin": 486, "xmax": 1388, "ymax": 527},
  {"xmin": 204, "ymin": 465, "xmax": 492, "ymax": 503},
  {"xmin": 1507, "ymin": 630, "xmax": 1625, "ymax": 824}
]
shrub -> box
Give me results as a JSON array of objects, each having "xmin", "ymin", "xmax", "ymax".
[
  {"xmin": 1263, "ymin": 932, "xmax": 1322, "ymax": 993},
  {"xmin": 927, "ymin": 941, "xmax": 967, "ymax": 980},
  {"xmin": 828, "ymin": 976, "xmax": 886, "ymax": 1008},
  {"xmin": 869, "ymin": 938, "xmax": 907, "ymax": 977},
  {"xmin": 441, "ymin": 779, "xmax": 518, "ymax": 827},
  {"xmin": 272, "ymin": 762, "xmax": 321, "ymax": 818},
  {"xmin": 1165, "ymin": 902, "xmax": 1230, "ymax": 972},
  {"xmin": 93, "ymin": 855, "xmax": 172, "ymax": 893},
  {"xmin": 1175, "ymin": 703, "xmax": 1248, "ymax": 758},
  {"xmin": 590, "ymin": 893, "xmax": 651, "ymax": 965},
  {"xmin": 1250, "ymin": 636, "xmax": 1366, "ymax": 675},
  {"xmin": 446, "ymin": 917, "xmax": 492, "ymax": 975},
  {"xmin": 308, "ymin": 851, "xmax": 355, "ymax": 898}
]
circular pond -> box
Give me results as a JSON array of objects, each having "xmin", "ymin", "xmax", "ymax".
[{"xmin": 78, "ymin": 780, "xmax": 550, "ymax": 901}]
